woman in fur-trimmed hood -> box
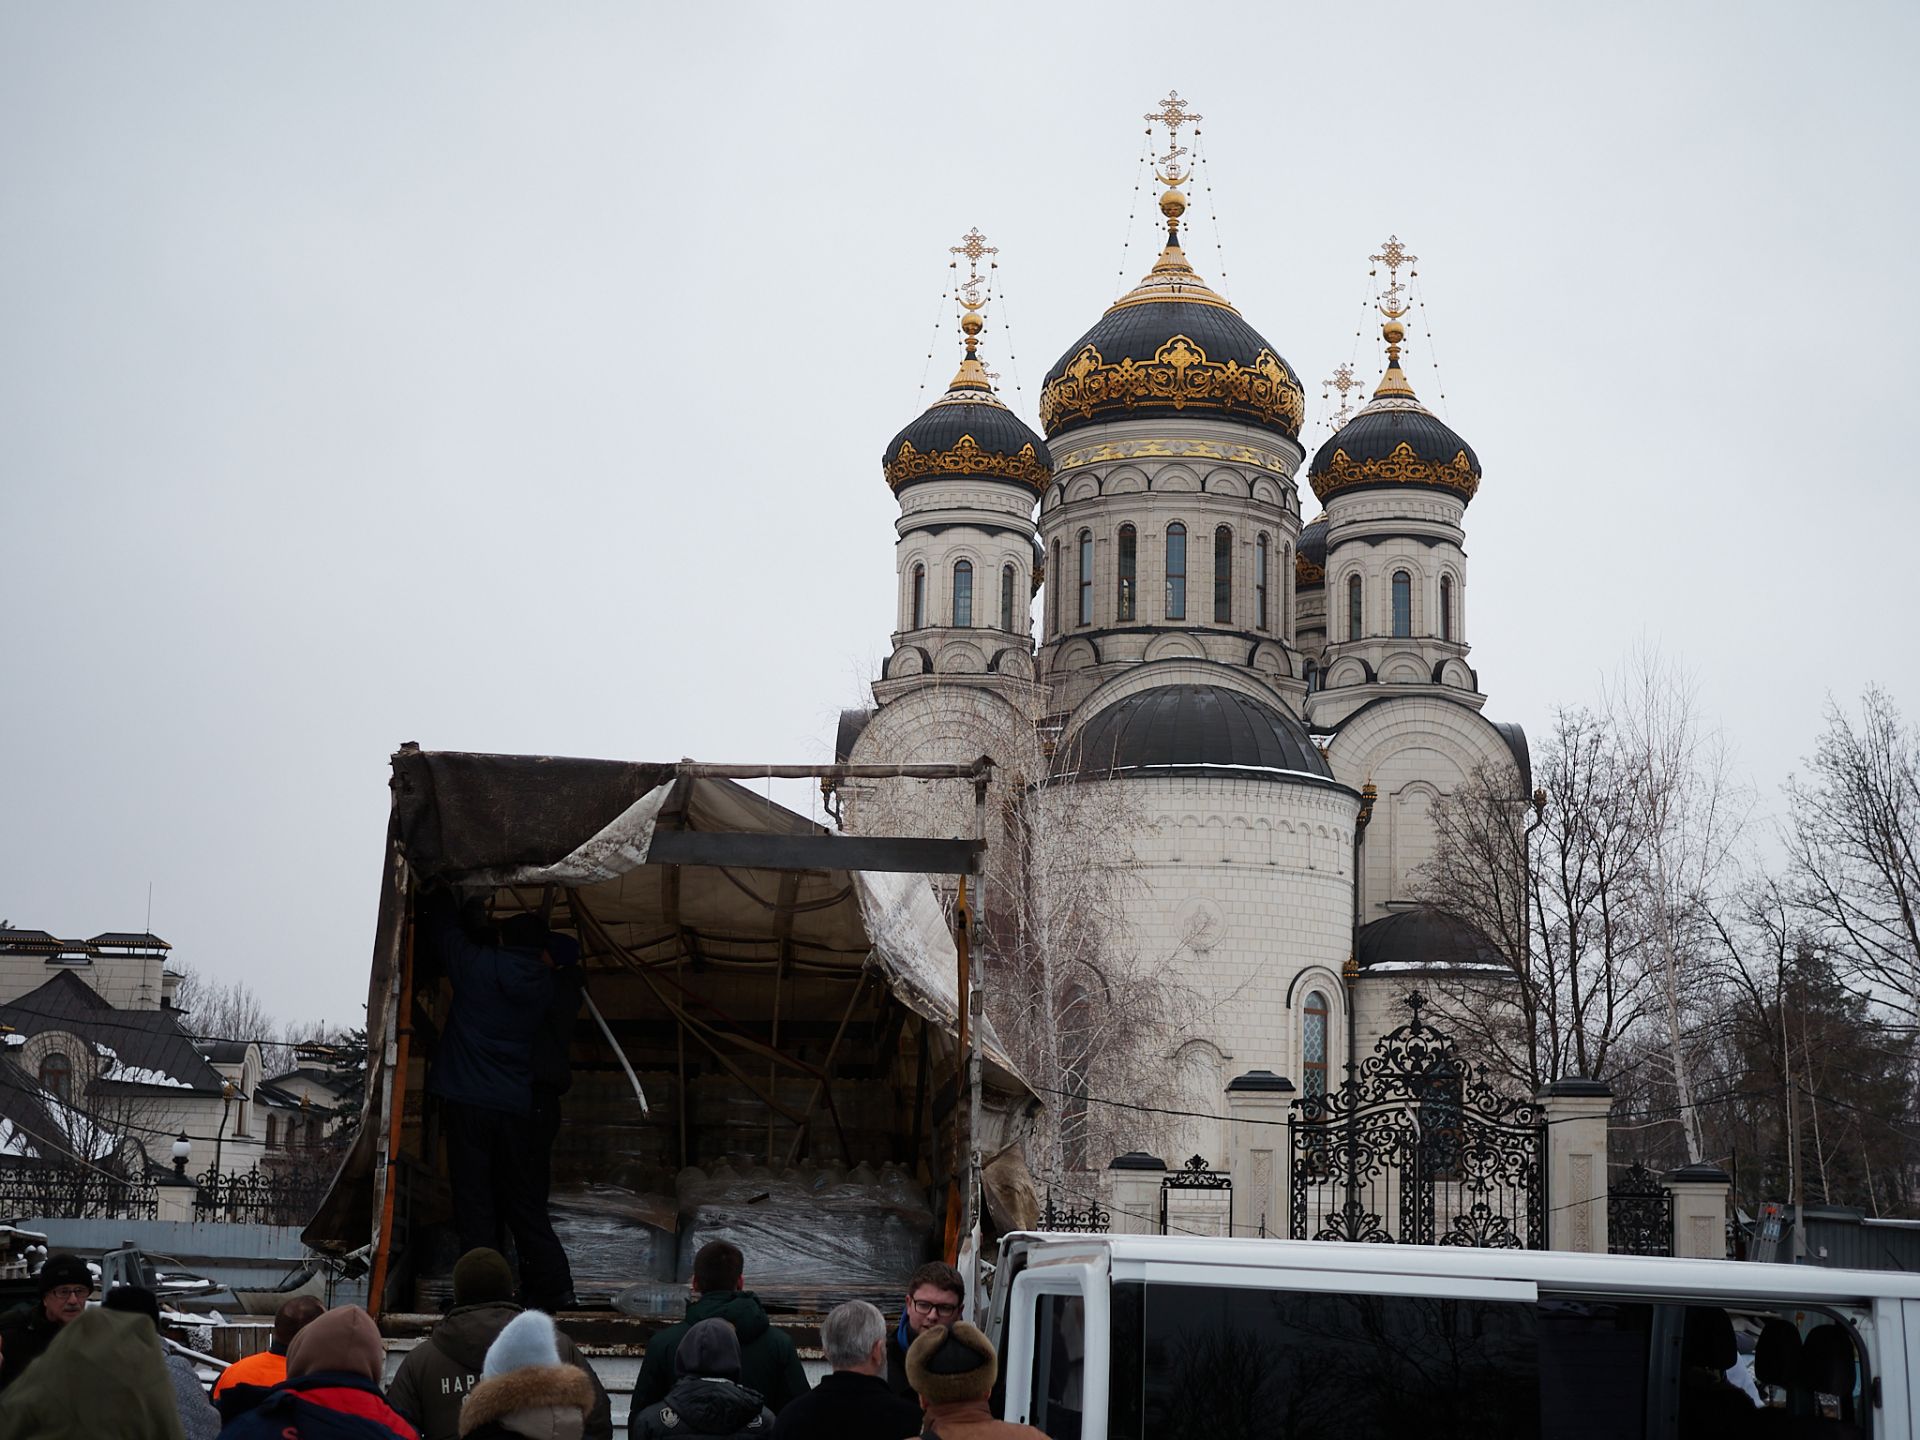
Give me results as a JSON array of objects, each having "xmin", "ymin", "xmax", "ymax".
[{"xmin": 459, "ymin": 1311, "xmax": 596, "ymax": 1440}]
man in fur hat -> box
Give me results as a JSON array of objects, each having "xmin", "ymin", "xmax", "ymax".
[{"xmin": 904, "ymin": 1321, "xmax": 1046, "ymax": 1440}]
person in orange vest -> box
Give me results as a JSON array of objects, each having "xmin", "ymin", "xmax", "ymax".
[{"xmin": 213, "ymin": 1294, "xmax": 326, "ymax": 1421}]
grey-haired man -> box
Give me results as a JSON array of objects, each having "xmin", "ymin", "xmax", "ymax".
[{"xmin": 772, "ymin": 1301, "xmax": 922, "ymax": 1440}]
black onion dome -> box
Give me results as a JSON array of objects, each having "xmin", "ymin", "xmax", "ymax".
[
  {"xmin": 1308, "ymin": 348, "xmax": 1480, "ymax": 505},
  {"xmin": 881, "ymin": 366, "xmax": 1053, "ymax": 494},
  {"xmin": 1357, "ymin": 906, "xmax": 1505, "ymax": 970},
  {"xmin": 1039, "ymin": 236, "xmax": 1305, "ymax": 444},
  {"xmin": 1296, "ymin": 512, "xmax": 1328, "ymax": 589},
  {"xmin": 1051, "ymin": 684, "xmax": 1331, "ymax": 782}
]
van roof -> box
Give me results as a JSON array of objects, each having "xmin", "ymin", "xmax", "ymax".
[{"xmin": 1003, "ymin": 1233, "xmax": 1920, "ymax": 1302}]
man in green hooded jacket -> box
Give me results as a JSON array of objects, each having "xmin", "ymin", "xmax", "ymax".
[{"xmin": 633, "ymin": 1242, "xmax": 809, "ymax": 1414}]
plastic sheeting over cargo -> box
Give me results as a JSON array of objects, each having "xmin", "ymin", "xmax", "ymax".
[{"xmin": 304, "ymin": 749, "xmax": 1038, "ymax": 1259}]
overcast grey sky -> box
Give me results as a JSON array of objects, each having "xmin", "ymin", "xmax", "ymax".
[{"xmin": 3, "ymin": 2, "xmax": 1914, "ymax": 1030}]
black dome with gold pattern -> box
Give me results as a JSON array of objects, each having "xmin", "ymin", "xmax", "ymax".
[
  {"xmin": 881, "ymin": 363, "xmax": 1053, "ymax": 494},
  {"xmin": 1040, "ymin": 232, "xmax": 1305, "ymax": 445},
  {"xmin": 1308, "ymin": 334, "xmax": 1480, "ymax": 504},
  {"xmin": 1295, "ymin": 512, "xmax": 1328, "ymax": 588}
]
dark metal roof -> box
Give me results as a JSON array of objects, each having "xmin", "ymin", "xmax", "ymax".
[
  {"xmin": 1041, "ymin": 294, "xmax": 1304, "ymax": 444},
  {"xmin": 1491, "ymin": 720, "xmax": 1533, "ymax": 794},
  {"xmin": 1051, "ymin": 684, "xmax": 1331, "ymax": 783},
  {"xmin": 87, "ymin": 932, "xmax": 172, "ymax": 950},
  {"xmin": 1298, "ymin": 514, "xmax": 1329, "ymax": 568},
  {"xmin": 1309, "ymin": 398, "xmax": 1481, "ymax": 500},
  {"xmin": 834, "ymin": 708, "xmax": 874, "ymax": 763},
  {"xmin": 0, "ymin": 971, "xmax": 225, "ymax": 1091},
  {"xmin": 1356, "ymin": 907, "xmax": 1507, "ymax": 971},
  {"xmin": 0, "ymin": 929, "xmax": 61, "ymax": 951},
  {"xmin": 881, "ymin": 384, "xmax": 1052, "ymax": 493}
]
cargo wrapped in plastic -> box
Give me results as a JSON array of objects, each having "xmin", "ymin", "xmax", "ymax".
[{"xmin": 673, "ymin": 1160, "xmax": 933, "ymax": 1287}]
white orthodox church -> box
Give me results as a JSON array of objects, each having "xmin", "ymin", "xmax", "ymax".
[{"xmin": 832, "ymin": 97, "xmax": 1529, "ymax": 1175}]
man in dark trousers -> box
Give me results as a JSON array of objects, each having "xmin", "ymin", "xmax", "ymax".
[
  {"xmin": 423, "ymin": 893, "xmax": 579, "ymax": 1311},
  {"xmin": 634, "ymin": 1241, "xmax": 809, "ymax": 1415},
  {"xmin": 885, "ymin": 1260, "xmax": 966, "ymax": 1403},
  {"xmin": 772, "ymin": 1301, "xmax": 920, "ymax": 1440}
]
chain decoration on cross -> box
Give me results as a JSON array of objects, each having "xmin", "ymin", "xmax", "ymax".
[
  {"xmin": 1323, "ymin": 362, "xmax": 1363, "ymax": 432},
  {"xmin": 1370, "ymin": 234, "xmax": 1419, "ymax": 321}
]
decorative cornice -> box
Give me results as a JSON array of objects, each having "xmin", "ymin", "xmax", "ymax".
[
  {"xmin": 883, "ymin": 433, "xmax": 1052, "ymax": 492},
  {"xmin": 1050, "ymin": 434, "xmax": 1296, "ymax": 478},
  {"xmin": 1040, "ymin": 334, "xmax": 1306, "ymax": 438},
  {"xmin": 1310, "ymin": 440, "xmax": 1480, "ymax": 502}
]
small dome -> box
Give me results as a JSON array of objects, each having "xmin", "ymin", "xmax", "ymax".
[
  {"xmin": 1308, "ymin": 340, "xmax": 1479, "ymax": 505},
  {"xmin": 1296, "ymin": 512, "xmax": 1328, "ymax": 588},
  {"xmin": 882, "ymin": 365, "xmax": 1053, "ymax": 494},
  {"xmin": 1039, "ymin": 233, "xmax": 1304, "ymax": 445},
  {"xmin": 1051, "ymin": 684, "xmax": 1330, "ymax": 782},
  {"xmin": 1356, "ymin": 906, "xmax": 1505, "ymax": 970}
]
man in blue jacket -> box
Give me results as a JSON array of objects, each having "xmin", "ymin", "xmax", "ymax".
[{"xmin": 424, "ymin": 894, "xmax": 579, "ymax": 1311}]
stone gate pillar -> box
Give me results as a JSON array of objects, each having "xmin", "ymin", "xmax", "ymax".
[
  {"xmin": 1107, "ymin": 1151, "xmax": 1167, "ymax": 1235},
  {"xmin": 1225, "ymin": 1070, "xmax": 1294, "ymax": 1238},
  {"xmin": 1664, "ymin": 1163, "xmax": 1732, "ymax": 1259},
  {"xmin": 1538, "ymin": 1078, "xmax": 1612, "ymax": 1253}
]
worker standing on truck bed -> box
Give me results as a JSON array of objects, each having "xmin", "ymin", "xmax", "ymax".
[{"xmin": 420, "ymin": 893, "xmax": 578, "ymax": 1312}]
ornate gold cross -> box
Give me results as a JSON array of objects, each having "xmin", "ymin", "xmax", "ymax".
[
  {"xmin": 1370, "ymin": 234, "xmax": 1418, "ymax": 320},
  {"xmin": 1145, "ymin": 90, "xmax": 1203, "ymax": 133}
]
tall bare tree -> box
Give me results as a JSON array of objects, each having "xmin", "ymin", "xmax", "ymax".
[{"xmin": 1784, "ymin": 686, "xmax": 1920, "ymax": 1020}]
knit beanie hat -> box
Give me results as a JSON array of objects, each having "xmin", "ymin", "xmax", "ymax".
[
  {"xmin": 482, "ymin": 1309, "xmax": 562, "ymax": 1379},
  {"xmin": 453, "ymin": 1247, "xmax": 517, "ymax": 1306},
  {"xmin": 37, "ymin": 1254, "xmax": 93, "ymax": 1297},
  {"xmin": 906, "ymin": 1321, "xmax": 998, "ymax": 1406},
  {"xmin": 675, "ymin": 1317, "xmax": 743, "ymax": 1380},
  {"xmin": 103, "ymin": 1285, "xmax": 163, "ymax": 1326},
  {"xmin": 286, "ymin": 1305, "xmax": 385, "ymax": 1382}
]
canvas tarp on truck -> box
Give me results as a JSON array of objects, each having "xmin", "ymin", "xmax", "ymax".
[{"xmin": 304, "ymin": 748, "xmax": 1038, "ymax": 1311}]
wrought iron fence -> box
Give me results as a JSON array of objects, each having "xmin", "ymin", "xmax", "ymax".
[
  {"xmin": 1160, "ymin": 1154, "xmax": 1232, "ymax": 1235},
  {"xmin": 193, "ymin": 1168, "xmax": 329, "ymax": 1226},
  {"xmin": 1038, "ymin": 1188, "xmax": 1111, "ymax": 1233},
  {"xmin": 1607, "ymin": 1161, "xmax": 1673, "ymax": 1257},
  {"xmin": 0, "ymin": 1163, "xmax": 159, "ymax": 1220},
  {"xmin": 1289, "ymin": 992, "xmax": 1544, "ymax": 1249}
]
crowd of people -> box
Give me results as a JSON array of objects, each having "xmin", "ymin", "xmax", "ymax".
[{"xmin": 0, "ymin": 1242, "xmax": 1045, "ymax": 1440}]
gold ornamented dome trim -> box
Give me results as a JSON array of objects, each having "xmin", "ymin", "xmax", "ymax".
[
  {"xmin": 883, "ymin": 432, "xmax": 1052, "ymax": 491},
  {"xmin": 1312, "ymin": 440, "xmax": 1480, "ymax": 502},
  {"xmin": 1040, "ymin": 332, "xmax": 1306, "ymax": 437}
]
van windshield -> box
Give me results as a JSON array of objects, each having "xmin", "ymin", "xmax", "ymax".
[{"xmin": 1099, "ymin": 1281, "xmax": 1870, "ymax": 1440}]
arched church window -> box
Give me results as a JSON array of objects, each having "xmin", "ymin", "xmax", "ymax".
[
  {"xmin": 1347, "ymin": 574, "xmax": 1362, "ymax": 641},
  {"xmin": 1001, "ymin": 564, "xmax": 1016, "ymax": 633},
  {"xmin": 911, "ymin": 565, "xmax": 925, "ymax": 630},
  {"xmin": 953, "ymin": 560, "xmax": 973, "ymax": 628},
  {"xmin": 1049, "ymin": 541, "xmax": 1061, "ymax": 636},
  {"xmin": 1392, "ymin": 570, "xmax": 1412, "ymax": 638},
  {"xmin": 1077, "ymin": 530, "xmax": 1093, "ymax": 626},
  {"xmin": 1166, "ymin": 523, "xmax": 1187, "ymax": 620},
  {"xmin": 1116, "ymin": 524, "xmax": 1137, "ymax": 622},
  {"xmin": 39, "ymin": 1052, "xmax": 71, "ymax": 1103},
  {"xmin": 1304, "ymin": 660, "xmax": 1319, "ymax": 693},
  {"xmin": 1255, "ymin": 533, "xmax": 1270, "ymax": 630},
  {"xmin": 1440, "ymin": 574, "xmax": 1454, "ymax": 642},
  {"xmin": 1302, "ymin": 991, "xmax": 1329, "ymax": 1098},
  {"xmin": 1214, "ymin": 525, "xmax": 1233, "ymax": 624}
]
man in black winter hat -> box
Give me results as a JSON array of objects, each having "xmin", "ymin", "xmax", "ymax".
[{"xmin": 0, "ymin": 1253, "xmax": 93, "ymax": 1390}]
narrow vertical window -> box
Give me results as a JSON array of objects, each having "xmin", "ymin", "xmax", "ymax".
[
  {"xmin": 1050, "ymin": 541, "xmax": 1061, "ymax": 636},
  {"xmin": 911, "ymin": 565, "xmax": 925, "ymax": 630},
  {"xmin": 1440, "ymin": 574, "xmax": 1454, "ymax": 642},
  {"xmin": 1304, "ymin": 661, "xmax": 1319, "ymax": 693},
  {"xmin": 1347, "ymin": 574, "xmax": 1362, "ymax": 641},
  {"xmin": 1116, "ymin": 524, "xmax": 1137, "ymax": 622},
  {"xmin": 1001, "ymin": 564, "xmax": 1016, "ymax": 632},
  {"xmin": 1303, "ymin": 991, "xmax": 1329, "ymax": 1098},
  {"xmin": 1392, "ymin": 569, "xmax": 1411, "ymax": 638},
  {"xmin": 1213, "ymin": 525, "xmax": 1233, "ymax": 624},
  {"xmin": 1255, "ymin": 533, "xmax": 1269, "ymax": 630},
  {"xmin": 1166, "ymin": 522, "xmax": 1187, "ymax": 620},
  {"xmin": 953, "ymin": 560, "xmax": 973, "ymax": 627},
  {"xmin": 1077, "ymin": 530, "xmax": 1093, "ymax": 626},
  {"xmin": 38, "ymin": 1052, "xmax": 71, "ymax": 1103}
]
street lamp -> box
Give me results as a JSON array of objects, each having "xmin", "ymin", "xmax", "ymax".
[{"xmin": 171, "ymin": 1133, "xmax": 190, "ymax": 1178}]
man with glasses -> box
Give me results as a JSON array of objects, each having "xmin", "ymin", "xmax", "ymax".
[
  {"xmin": 885, "ymin": 1261, "xmax": 966, "ymax": 1404},
  {"xmin": 0, "ymin": 1253, "xmax": 93, "ymax": 1390}
]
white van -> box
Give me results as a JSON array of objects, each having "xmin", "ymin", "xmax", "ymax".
[{"xmin": 988, "ymin": 1232, "xmax": 1920, "ymax": 1438}]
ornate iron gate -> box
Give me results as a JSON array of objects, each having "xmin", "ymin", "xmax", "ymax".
[
  {"xmin": 1607, "ymin": 1161, "xmax": 1673, "ymax": 1256},
  {"xmin": 1289, "ymin": 992, "xmax": 1544, "ymax": 1248},
  {"xmin": 1160, "ymin": 1154, "xmax": 1232, "ymax": 1235}
]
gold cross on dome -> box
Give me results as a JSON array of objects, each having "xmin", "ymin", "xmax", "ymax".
[
  {"xmin": 1146, "ymin": 90, "xmax": 1203, "ymax": 134},
  {"xmin": 1323, "ymin": 363, "xmax": 1362, "ymax": 428},
  {"xmin": 1370, "ymin": 234, "xmax": 1418, "ymax": 320},
  {"xmin": 949, "ymin": 227, "xmax": 997, "ymax": 312},
  {"xmin": 1370, "ymin": 235, "xmax": 1416, "ymax": 272}
]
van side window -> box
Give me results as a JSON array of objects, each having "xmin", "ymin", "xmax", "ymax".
[
  {"xmin": 1537, "ymin": 1298, "xmax": 1652, "ymax": 1439},
  {"xmin": 1134, "ymin": 1283, "xmax": 1536, "ymax": 1437},
  {"xmin": 1029, "ymin": 1292, "xmax": 1088, "ymax": 1439}
]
